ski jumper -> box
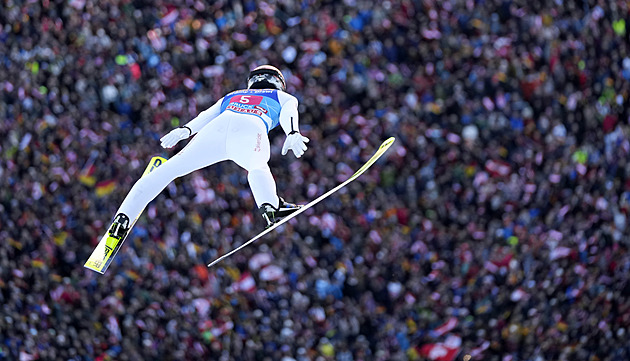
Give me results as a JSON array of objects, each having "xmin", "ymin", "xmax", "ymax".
[{"xmin": 115, "ymin": 89, "xmax": 300, "ymax": 223}]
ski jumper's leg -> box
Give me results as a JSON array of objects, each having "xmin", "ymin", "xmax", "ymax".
[
  {"xmin": 115, "ymin": 116, "xmax": 230, "ymax": 221},
  {"xmin": 226, "ymin": 114, "xmax": 279, "ymax": 208}
]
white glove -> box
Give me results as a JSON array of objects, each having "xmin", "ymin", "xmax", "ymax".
[
  {"xmin": 281, "ymin": 132, "xmax": 309, "ymax": 158},
  {"xmin": 160, "ymin": 127, "xmax": 191, "ymax": 149}
]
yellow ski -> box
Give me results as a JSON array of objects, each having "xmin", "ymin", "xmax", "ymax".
[{"xmin": 84, "ymin": 156, "xmax": 167, "ymax": 274}]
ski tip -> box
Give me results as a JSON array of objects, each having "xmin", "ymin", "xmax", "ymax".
[
  {"xmin": 381, "ymin": 137, "xmax": 396, "ymax": 148},
  {"xmin": 374, "ymin": 137, "xmax": 395, "ymax": 156}
]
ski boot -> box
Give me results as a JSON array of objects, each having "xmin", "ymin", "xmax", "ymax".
[
  {"xmin": 259, "ymin": 197, "xmax": 302, "ymax": 228},
  {"xmin": 102, "ymin": 213, "xmax": 131, "ymax": 261},
  {"xmin": 84, "ymin": 213, "xmax": 132, "ymax": 273}
]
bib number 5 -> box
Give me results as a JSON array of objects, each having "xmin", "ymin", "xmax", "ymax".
[{"xmin": 231, "ymin": 95, "xmax": 263, "ymax": 105}]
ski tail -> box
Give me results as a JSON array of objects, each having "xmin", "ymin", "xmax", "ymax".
[
  {"xmin": 84, "ymin": 156, "xmax": 168, "ymax": 274},
  {"xmin": 207, "ymin": 137, "xmax": 395, "ymax": 268}
]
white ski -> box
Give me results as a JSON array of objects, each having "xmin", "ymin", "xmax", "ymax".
[{"xmin": 207, "ymin": 137, "xmax": 396, "ymax": 268}]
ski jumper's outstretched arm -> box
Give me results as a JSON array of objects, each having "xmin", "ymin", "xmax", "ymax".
[
  {"xmin": 277, "ymin": 95, "xmax": 309, "ymax": 158},
  {"xmin": 160, "ymin": 98, "xmax": 224, "ymax": 148}
]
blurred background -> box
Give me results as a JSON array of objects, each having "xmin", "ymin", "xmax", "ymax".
[{"xmin": 1, "ymin": 0, "xmax": 630, "ymax": 360}]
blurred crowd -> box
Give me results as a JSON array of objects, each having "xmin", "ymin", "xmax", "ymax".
[{"xmin": 2, "ymin": 0, "xmax": 630, "ymax": 360}]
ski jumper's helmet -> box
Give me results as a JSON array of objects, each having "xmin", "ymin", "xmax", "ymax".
[{"xmin": 247, "ymin": 65, "xmax": 286, "ymax": 92}]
